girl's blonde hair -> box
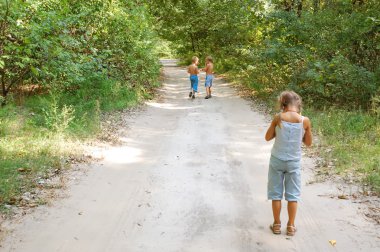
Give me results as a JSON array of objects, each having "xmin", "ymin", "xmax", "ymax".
[
  {"xmin": 206, "ymin": 56, "xmax": 213, "ymax": 63},
  {"xmin": 278, "ymin": 91, "xmax": 302, "ymax": 112},
  {"xmin": 192, "ymin": 56, "xmax": 199, "ymax": 63}
]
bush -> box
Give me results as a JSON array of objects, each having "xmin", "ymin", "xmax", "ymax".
[
  {"xmin": 0, "ymin": 0, "xmax": 161, "ymax": 209},
  {"xmin": 291, "ymin": 56, "xmax": 377, "ymax": 108}
]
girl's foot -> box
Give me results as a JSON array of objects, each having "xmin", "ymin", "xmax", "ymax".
[
  {"xmin": 205, "ymin": 95, "xmax": 210, "ymax": 99},
  {"xmin": 270, "ymin": 223, "xmax": 281, "ymax": 235},
  {"xmin": 192, "ymin": 94, "xmax": 195, "ymax": 99},
  {"xmin": 189, "ymin": 92, "xmax": 192, "ymax": 97},
  {"xmin": 287, "ymin": 225, "xmax": 297, "ymax": 236}
]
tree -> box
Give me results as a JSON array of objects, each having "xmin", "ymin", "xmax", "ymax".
[{"xmin": 0, "ymin": 0, "xmax": 161, "ymax": 105}]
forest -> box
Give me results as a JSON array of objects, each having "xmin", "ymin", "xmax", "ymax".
[{"xmin": 0, "ymin": 0, "xmax": 379, "ymax": 207}]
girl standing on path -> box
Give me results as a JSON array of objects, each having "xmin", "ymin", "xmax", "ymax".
[{"xmin": 265, "ymin": 91, "xmax": 312, "ymax": 236}]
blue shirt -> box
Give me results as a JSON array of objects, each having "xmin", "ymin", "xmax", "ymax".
[{"xmin": 271, "ymin": 117, "xmax": 304, "ymax": 161}]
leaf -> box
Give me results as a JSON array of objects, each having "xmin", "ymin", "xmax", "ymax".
[
  {"xmin": 15, "ymin": 62, "xmax": 25, "ymax": 68},
  {"xmin": 329, "ymin": 240, "xmax": 337, "ymax": 246},
  {"xmin": 31, "ymin": 66, "xmax": 39, "ymax": 76},
  {"xmin": 338, "ymin": 195, "xmax": 348, "ymax": 200},
  {"xmin": 0, "ymin": 60, "xmax": 4, "ymax": 69}
]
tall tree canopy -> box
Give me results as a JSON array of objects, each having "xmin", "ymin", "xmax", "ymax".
[{"xmin": 148, "ymin": 0, "xmax": 380, "ymax": 108}]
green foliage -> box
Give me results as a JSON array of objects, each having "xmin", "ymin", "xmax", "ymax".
[
  {"xmin": 292, "ymin": 55, "xmax": 376, "ymax": 107},
  {"xmin": 42, "ymin": 95, "xmax": 75, "ymax": 135},
  {"xmin": 149, "ymin": 0, "xmax": 380, "ymax": 109},
  {"xmin": 0, "ymin": 102, "xmax": 75, "ymax": 205},
  {"xmin": 0, "ymin": 0, "xmax": 161, "ymax": 208},
  {"xmin": 306, "ymin": 108, "xmax": 380, "ymax": 192},
  {"xmin": 0, "ymin": 0, "xmax": 160, "ymax": 101},
  {"xmin": 147, "ymin": 0, "xmax": 258, "ymax": 70}
]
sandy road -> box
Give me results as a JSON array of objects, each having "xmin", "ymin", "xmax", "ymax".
[{"xmin": 1, "ymin": 60, "xmax": 379, "ymax": 252}]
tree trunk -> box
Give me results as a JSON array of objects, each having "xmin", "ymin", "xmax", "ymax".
[
  {"xmin": 313, "ymin": 0, "xmax": 319, "ymax": 13},
  {"xmin": 1, "ymin": 73, "xmax": 6, "ymax": 106},
  {"xmin": 296, "ymin": 0, "xmax": 303, "ymax": 17},
  {"xmin": 352, "ymin": 0, "xmax": 365, "ymax": 6},
  {"xmin": 283, "ymin": 0, "xmax": 292, "ymax": 12},
  {"xmin": 284, "ymin": 0, "xmax": 302, "ymax": 17},
  {"xmin": 325, "ymin": 0, "xmax": 333, "ymax": 7},
  {"xmin": 190, "ymin": 33, "xmax": 196, "ymax": 52}
]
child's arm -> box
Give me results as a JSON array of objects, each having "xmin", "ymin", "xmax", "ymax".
[
  {"xmin": 303, "ymin": 117, "xmax": 312, "ymax": 146},
  {"xmin": 265, "ymin": 114, "xmax": 280, "ymax": 141},
  {"xmin": 203, "ymin": 63, "xmax": 209, "ymax": 73}
]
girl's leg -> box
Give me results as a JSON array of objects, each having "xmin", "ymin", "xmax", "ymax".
[
  {"xmin": 287, "ymin": 201, "xmax": 297, "ymax": 235},
  {"xmin": 287, "ymin": 201, "xmax": 297, "ymax": 226},
  {"xmin": 270, "ymin": 200, "xmax": 282, "ymax": 234},
  {"xmin": 284, "ymin": 160, "xmax": 300, "ymax": 234},
  {"xmin": 272, "ymin": 200, "xmax": 281, "ymax": 224}
]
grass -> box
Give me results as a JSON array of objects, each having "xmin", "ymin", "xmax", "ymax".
[
  {"xmin": 0, "ymin": 104, "xmax": 78, "ymax": 206},
  {"xmin": 305, "ymin": 108, "xmax": 380, "ymax": 193},
  {"xmin": 0, "ymin": 76, "xmax": 158, "ymax": 210},
  {"xmin": 224, "ymin": 70, "xmax": 380, "ymax": 194}
]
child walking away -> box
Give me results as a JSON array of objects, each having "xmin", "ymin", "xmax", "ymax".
[
  {"xmin": 265, "ymin": 91, "xmax": 312, "ymax": 236},
  {"xmin": 203, "ymin": 56, "xmax": 214, "ymax": 99},
  {"xmin": 187, "ymin": 56, "xmax": 200, "ymax": 99}
]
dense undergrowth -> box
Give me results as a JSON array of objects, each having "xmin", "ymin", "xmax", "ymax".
[{"xmin": 0, "ymin": 0, "xmax": 161, "ymax": 208}]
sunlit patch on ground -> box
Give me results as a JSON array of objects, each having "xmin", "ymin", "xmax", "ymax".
[{"xmin": 102, "ymin": 146, "xmax": 142, "ymax": 165}]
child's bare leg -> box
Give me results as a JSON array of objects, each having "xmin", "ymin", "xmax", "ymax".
[
  {"xmin": 287, "ymin": 201, "xmax": 297, "ymax": 226},
  {"xmin": 272, "ymin": 200, "xmax": 281, "ymax": 224}
]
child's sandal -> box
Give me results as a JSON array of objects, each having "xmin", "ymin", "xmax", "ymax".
[
  {"xmin": 270, "ymin": 223, "xmax": 281, "ymax": 235},
  {"xmin": 287, "ymin": 225, "xmax": 297, "ymax": 236}
]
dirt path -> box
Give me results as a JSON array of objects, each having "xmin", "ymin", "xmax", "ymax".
[{"xmin": 1, "ymin": 60, "xmax": 379, "ymax": 252}]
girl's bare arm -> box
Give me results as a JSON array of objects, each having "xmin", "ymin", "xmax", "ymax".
[
  {"xmin": 265, "ymin": 115, "xmax": 279, "ymax": 141},
  {"xmin": 303, "ymin": 117, "xmax": 312, "ymax": 146}
]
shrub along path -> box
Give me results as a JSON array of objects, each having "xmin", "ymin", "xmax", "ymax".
[{"xmin": 1, "ymin": 60, "xmax": 379, "ymax": 251}]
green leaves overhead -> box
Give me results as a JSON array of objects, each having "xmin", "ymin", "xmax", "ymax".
[
  {"xmin": 148, "ymin": 0, "xmax": 380, "ymax": 109},
  {"xmin": 147, "ymin": 0, "xmax": 259, "ymax": 59},
  {"xmin": 1, "ymin": 0, "xmax": 379, "ymax": 109}
]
